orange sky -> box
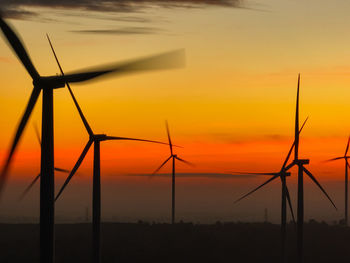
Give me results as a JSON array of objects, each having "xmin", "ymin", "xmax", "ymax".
[{"xmin": 0, "ymin": 0, "xmax": 350, "ymax": 223}]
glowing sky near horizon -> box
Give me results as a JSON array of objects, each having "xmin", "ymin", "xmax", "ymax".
[{"xmin": 0, "ymin": 0, "xmax": 350, "ymax": 223}]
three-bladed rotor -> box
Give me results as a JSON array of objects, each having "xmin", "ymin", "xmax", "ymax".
[
  {"xmin": 232, "ymin": 117, "xmax": 309, "ymax": 223},
  {"xmin": 0, "ymin": 16, "xmax": 185, "ymax": 193},
  {"xmin": 46, "ymin": 36, "xmax": 173, "ymax": 201},
  {"xmin": 152, "ymin": 121, "xmax": 193, "ymax": 175},
  {"xmin": 325, "ymin": 136, "xmax": 350, "ymax": 166},
  {"xmin": 282, "ymin": 75, "xmax": 337, "ymax": 210}
]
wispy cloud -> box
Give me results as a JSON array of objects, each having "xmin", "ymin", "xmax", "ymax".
[
  {"xmin": 71, "ymin": 26, "xmax": 163, "ymax": 35},
  {"xmin": 0, "ymin": 56, "xmax": 12, "ymax": 63},
  {"xmin": 0, "ymin": 0, "xmax": 244, "ymax": 20},
  {"xmin": 61, "ymin": 12, "xmax": 155, "ymax": 23},
  {"xmin": 126, "ymin": 172, "xmax": 258, "ymax": 178},
  {"xmin": 0, "ymin": 8, "xmax": 36, "ymax": 20},
  {"xmin": 208, "ymin": 132, "xmax": 289, "ymax": 145}
]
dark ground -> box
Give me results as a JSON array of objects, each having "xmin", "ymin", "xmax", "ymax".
[{"xmin": 0, "ymin": 221, "xmax": 349, "ymax": 263}]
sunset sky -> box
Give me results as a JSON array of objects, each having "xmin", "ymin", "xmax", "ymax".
[{"xmin": 0, "ymin": 0, "xmax": 350, "ymax": 223}]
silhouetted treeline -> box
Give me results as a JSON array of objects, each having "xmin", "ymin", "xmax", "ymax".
[{"xmin": 0, "ymin": 220, "xmax": 349, "ymax": 263}]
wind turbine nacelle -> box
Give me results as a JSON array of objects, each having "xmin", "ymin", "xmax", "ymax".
[
  {"xmin": 94, "ymin": 134, "xmax": 108, "ymax": 141},
  {"xmin": 33, "ymin": 76, "xmax": 65, "ymax": 89},
  {"xmin": 298, "ymin": 159, "xmax": 310, "ymax": 165}
]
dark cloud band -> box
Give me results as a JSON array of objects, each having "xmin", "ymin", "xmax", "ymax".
[
  {"xmin": 126, "ymin": 173, "xmax": 258, "ymax": 178},
  {"xmin": 71, "ymin": 26, "xmax": 162, "ymax": 35},
  {"xmin": 1, "ymin": 0, "xmax": 243, "ymax": 19}
]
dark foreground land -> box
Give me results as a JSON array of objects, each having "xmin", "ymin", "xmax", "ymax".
[{"xmin": 1, "ymin": 221, "xmax": 349, "ymax": 263}]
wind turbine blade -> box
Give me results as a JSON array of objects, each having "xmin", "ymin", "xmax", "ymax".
[
  {"xmin": 300, "ymin": 116, "xmax": 309, "ymax": 133},
  {"xmin": 19, "ymin": 173, "xmax": 40, "ymax": 201},
  {"xmin": 104, "ymin": 136, "xmax": 169, "ymax": 146},
  {"xmin": 345, "ymin": 136, "xmax": 350, "ymax": 156},
  {"xmin": 303, "ymin": 167, "xmax": 337, "ymax": 210},
  {"xmin": 323, "ymin": 157, "xmax": 344, "ymax": 162},
  {"xmin": 347, "ymin": 160, "xmax": 350, "ymax": 170},
  {"xmin": 56, "ymin": 49, "xmax": 185, "ymax": 84},
  {"xmin": 234, "ymin": 174, "xmax": 279, "ymax": 204},
  {"xmin": 55, "ymin": 139, "xmax": 93, "ymax": 201},
  {"xmin": 230, "ymin": 171, "xmax": 278, "ymax": 176},
  {"xmin": 294, "ymin": 74, "xmax": 300, "ymax": 161},
  {"xmin": 46, "ymin": 35, "xmax": 93, "ymax": 137},
  {"xmin": 174, "ymin": 156, "xmax": 194, "ymax": 166},
  {"xmin": 33, "ymin": 122, "xmax": 41, "ymax": 146},
  {"xmin": 0, "ymin": 87, "xmax": 41, "ymax": 194},
  {"xmin": 281, "ymin": 116, "xmax": 309, "ymax": 170},
  {"xmin": 152, "ymin": 156, "xmax": 172, "ymax": 175},
  {"xmin": 54, "ymin": 167, "xmax": 70, "ymax": 173},
  {"xmin": 284, "ymin": 162, "xmax": 295, "ymax": 172},
  {"xmin": 165, "ymin": 121, "xmax": 173, "ymax": 155},
  {"xmin": 285, "ymin": 185, "xmax": 296, "ymax": 224},
  {"xmin": 0, "ymin": 17, "xmax": 39, "ymax": 80}
]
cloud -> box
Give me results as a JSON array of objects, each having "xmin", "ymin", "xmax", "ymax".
[
  {"xmin": 0, "ymin": 56, "xmax": 12, "ymax": 63},
  {"xmin": 208, "ymin": 132, "xmax": 289, "ymax": 145},
  {"xmin": 0, "ymin": 8, "xmax": 36, "ymax": 20},
  {"xmin": 126, "ymin": 172, "xmax": 258, "ymax": 178},
  {"xmin": 263, "ymin": 134, "xmax": 287, "ymax": 141},
  {"xmin": 62, "ymin": 13, "xmax": 154, "ymax": 23},
  {"xmin": 0, "ymin": 0, "xmax": 244, "ymax": 20},
  {"xmin": 71, "ymin": 26, "xmax": 162, "ymax": 35}
]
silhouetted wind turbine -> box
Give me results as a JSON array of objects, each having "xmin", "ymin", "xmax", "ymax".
[
  {"xmin": 47, "ymin": 36, "xmax": 173, "ymax": 263},
  {"xmin": 0, "ymin": 15, "xmax": 184, "ymax": 263},
  {"xmin": 152, "ymin": 121, "xmax": 193, "ymax": 224},
  {"xmin": 284, "ymin": 74, "xmax": 337, "ymax": 263},
  {"xmin": 325, "ymin": 136, "xmax": 350, "ymax": 226},
  {"xmin": 19, "ymin": 124, "xmax": 69, "ymax": 201},
  {"xmin": 233, "ymin": 117, "xmax": 308, "ymax": 263}
]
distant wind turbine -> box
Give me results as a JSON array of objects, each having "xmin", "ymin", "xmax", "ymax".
[
  {"xmin": 47, "ymin": 35, "xmax": 171, "ymax": 263},
  {"xmin": 324, "ymin": 136, "xmax": 350, "ymax": 226},
  {"xmin": 19, "ymin": 124, "xmax": 69, "ymax": 201},
  {"xmin": 284, "ymin": 74, "xmax": 337, "ymax": 263},
  {"xmin": 233, "ymin": 116, "xmax": 308, "ymax": 263},
  {"xmin": 152, "ymin": 121, "xmax": 193, "ymax": 224},
  {"xmin": 0, "ymin": 15, "xmax": 184, "ymax": 263}
]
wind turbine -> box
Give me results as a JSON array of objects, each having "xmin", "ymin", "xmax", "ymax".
[
  {"xmin": 47, "ymin": 36, "xmax": 173, "ymax": 263},
  {"xmin": 325, "ymin": 136, "xmax": 350, "ymax": 226},
  {"xmin": 284, "ymin": 74, "xmax": 337, "ymax": 263},
  {"xmin": 233, "ymin": 117, "xmax": 308, "ymax": 263},
  {"xmin": 152, "ymin": 121, "xmax": 193, "ymax": 224},
  {"xmin": 19, "ymin": 124, "xmax": 69, "ymax": 201},
  {"xmin": 0, "ymin": 16, "xmax": 185, "ymax": 263}
]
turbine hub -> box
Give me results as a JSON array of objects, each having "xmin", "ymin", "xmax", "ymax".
[
  {"xmin": 33, "ymin": 76, "xmax": 65, "ymax": 89},
  {"xmin": 295, "ymin": 159, "xmax": 309, "ymax": 165},
  {"xmin": 94, "ymin": 134, "xmax": 107, "ymax": 141}
]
